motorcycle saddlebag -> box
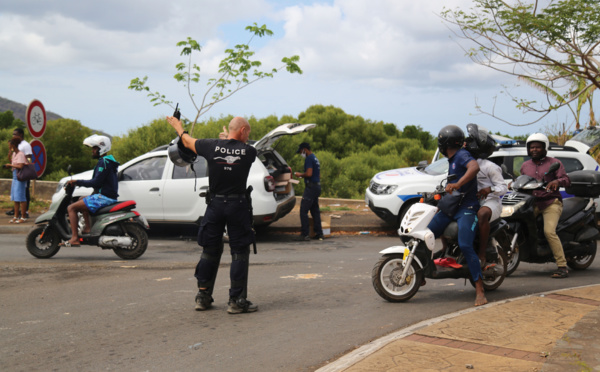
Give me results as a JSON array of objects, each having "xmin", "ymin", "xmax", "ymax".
[{"xmin": 565, "ymin": 170, "xmax": 600, "ymax": 197}]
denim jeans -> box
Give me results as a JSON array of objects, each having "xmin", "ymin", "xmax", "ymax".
[{"xmin": 427, "ymin": 206, "xmax": 482, "ymax": 281}]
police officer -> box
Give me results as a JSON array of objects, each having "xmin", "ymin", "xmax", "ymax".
[
  {"xmin": 167, "ymin": 115, "xmax": 258, "ymax": 314},
  {"xmin": 294, "ymin": 142, "xmax": 323, "ymax": 241}
]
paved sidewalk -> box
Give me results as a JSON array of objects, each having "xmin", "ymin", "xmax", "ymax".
[{"xmin": 317, "ymin": 285, "xmax": 600, "ymax": 372}]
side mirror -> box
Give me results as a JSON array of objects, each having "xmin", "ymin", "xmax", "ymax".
[
  {"xmin": 547, "ymin": 162, "xmax": 560, "ymax": 174},
  {"xmin": 501, "ymin": 164, "xmax": 514, "ymax": 180},
  {"xmin": 416, "ymin": 160, "xmax": 428, "ymax": 170},
  {"xmin": 67, "ymin": 165, "xmax": 72, "ymax": 176}
]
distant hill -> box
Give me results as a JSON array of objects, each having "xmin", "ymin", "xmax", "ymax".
[
  {"xmin": 0, "ymin": 96, "xmax": 63, "ymax": 123},
  {"xmin": 0, "ymin": 96, "xmax": 111, "ymax": 137}
]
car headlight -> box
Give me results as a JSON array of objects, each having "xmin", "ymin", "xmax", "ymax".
[{"xmin": 372, "ymin": 183, "xmax": 398, "ymax": 195}]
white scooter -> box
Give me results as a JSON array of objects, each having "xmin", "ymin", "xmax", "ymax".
[{"xmin": 372, "ymin": 176, "xmax": 509, "ymax": 302}]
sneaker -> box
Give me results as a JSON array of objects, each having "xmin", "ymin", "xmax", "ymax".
[
  {"xmin": 5, "ymin": 210, "xmax": 14, "ymax": 216},
  {"xmin": 194, "ymin": 290, "xmax": 213, "ymax": 311},
  {"xmin": 295, "ymin": 234, "xmax": 310, "ymax": 241},
  {"xmin": 313, "ymin": 234, "xmax": 324, "ymax": 241},
  {"xmin": 227, "ymin": 298, "xmax": 258, "ymax": 314}
]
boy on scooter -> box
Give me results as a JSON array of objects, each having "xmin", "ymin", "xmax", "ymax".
[
  {"xmin": 464, "ymin": 125, "xmax": 508, "ymax": 273},
  {"xmin": 63, "ymin": 135, "xmax": 119, "ymax": 247},
  {"xmin": 428, "ymin": 125, "xmax": 486, "ymax": 306}
]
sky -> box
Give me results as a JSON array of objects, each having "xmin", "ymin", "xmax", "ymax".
[{"xmin": 0, "ymin": 0, "xmax": 584, "ymax": 139}]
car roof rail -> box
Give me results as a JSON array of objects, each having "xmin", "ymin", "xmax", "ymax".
[
  {"xmin": 549, "ymin": 145, "xmax": 578, "ymax": 152},
  {"xmin": 151, "ymin": 144, "xmax": 169, "ymax": 152}
]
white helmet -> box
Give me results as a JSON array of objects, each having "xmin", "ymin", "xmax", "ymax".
[
  {"xmin": 83, "ymin": 134, "xmax": 111, "ymax": 156},
  {"xmin": 526, "ymin": 133, "xmax": 549, "ymax": 150}
]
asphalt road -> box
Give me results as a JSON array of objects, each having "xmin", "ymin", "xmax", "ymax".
[{"xmin": 2, "ymin": 233, "xmax": 599, "ymax": 371}]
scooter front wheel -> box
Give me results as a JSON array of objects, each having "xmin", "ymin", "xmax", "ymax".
[
  {"xmin": 372, "ymin": 254, "xmax": 423, "ymax": 302},
  {"xmin": 26, "ymin": 226, "xmax": 61, "ymax": 259},
  {"xmin": 112, "ymin": 223, "xmax": 148, "ymax": 260}
]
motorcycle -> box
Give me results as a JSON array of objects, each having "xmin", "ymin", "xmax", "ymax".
[
  {"xmin": 501, "ymin": 163, "xmax": 599, "ymax": 275},
  {"xmin": 372, "ymin": 176, "xmax": 509, "ymax": 302},
  {"xmin": 26, "ymin": 173, "xmax": 150, "ymax": 260}
]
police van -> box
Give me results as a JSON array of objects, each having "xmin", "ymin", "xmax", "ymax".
[{"xmin": 365, "ymin": 130, "xmax": 600, "ymax": 227}]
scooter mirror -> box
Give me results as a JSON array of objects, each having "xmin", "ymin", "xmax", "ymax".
[
  {"xmin": 67, "ymin": 165, "xmax": 72, "ymax": 176},
  {"xmin": 547, "ymin": 162, "xmax": 560, "ymax": 174}
]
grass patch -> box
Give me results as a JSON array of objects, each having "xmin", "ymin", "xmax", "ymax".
[
  {"xmin": 0, "ymin": 194, "xmax": 52, "ymax": 214},
  {"xmin": 320, "ymin": 206, "xmax": 353, "ymax": 212}
]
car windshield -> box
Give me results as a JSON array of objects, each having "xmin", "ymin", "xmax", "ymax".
[
  {"xmin": 571, "ymin": 127, "xmax": 600, "ymax": 148},
  {"xmin": 422, "ymin": 158, "xmax": 449, "ymax": 175}
]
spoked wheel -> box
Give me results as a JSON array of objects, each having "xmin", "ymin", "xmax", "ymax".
[
  {"xmin": 470, "ymin": 239, "xmax": 508, "ymax": 292},
  {"xmin": 567, "ymin": 240, "xmax": 597, "ymax": 270},
  {"xmin": 372, "ymin": 254, "xmax": 423, "ymax": 302},
  {"xmin": 112, "ymin": 223, "xmax": 148, "ymax": 260},
  {"xmin": 26, "ymin": 226, "xmax": 61, "ymax": 259}
]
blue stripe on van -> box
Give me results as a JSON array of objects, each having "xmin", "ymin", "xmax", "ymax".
[{"xmin": 398, "ymin": 194, "xmax": 421, "ymax": 201}]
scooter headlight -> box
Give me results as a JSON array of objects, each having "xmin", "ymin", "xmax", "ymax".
[{"xmin": 501, "ymin": 201, "xmax": 525, "ymax": 217}]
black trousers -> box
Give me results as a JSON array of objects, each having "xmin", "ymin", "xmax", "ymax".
[{"xmin": 195, "ymin": 197, "xmax": 254, "ymax": 298}]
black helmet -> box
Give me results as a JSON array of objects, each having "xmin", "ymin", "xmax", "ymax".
[
  {"xmin": 438, "ymin": 125, "xmax": 465, "ymax": 157},
  {"xmin": 168, "ymin": 136, "xmax": 197, "ymax": 166},
  {"xmin": 464, "ymin": 124, "xmax": 496, "ymax": 159}
]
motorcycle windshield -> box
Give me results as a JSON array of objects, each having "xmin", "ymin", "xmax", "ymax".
[{"xmin": 513, "ymin": 175, "xmax": 542, "ymax": 190}]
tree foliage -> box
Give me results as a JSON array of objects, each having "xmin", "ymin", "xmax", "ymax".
[
  {"xmin": 1, "ymin": 106, "xmax": 440, "ymax": 199},
  {"xmin": 128, "ymin": 23, "xmax": 302, "ymax": 134},
  {"xmin": 441, "ymin": 0, "xmax": 600, "ymax": 127}
]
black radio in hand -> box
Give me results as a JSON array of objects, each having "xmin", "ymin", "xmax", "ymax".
[{"xmin": 173, "ymin": 103, "xmax": 181, "ymax": 120}]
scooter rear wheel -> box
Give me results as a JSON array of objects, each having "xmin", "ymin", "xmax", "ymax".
[
  {"xmin": 469, "ymin": 245, "xmax": 508, "ymax": 292},
  {"xmin": 372, "ymin": 254, "xmax": 423, "ymax": 302},
  {"xmin": 112, "ymin": 223, "xmax": 148, "ymax": 260},
  {"xmin": 26, "ymin": 226, "xmax": 61, "ymax": 259},
  {"xmin": 567, "ymin": 240, "xmax": 596, "ymax": 270}
]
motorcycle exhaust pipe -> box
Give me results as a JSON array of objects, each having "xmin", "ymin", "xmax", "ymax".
[{"xmin": 99, "ymin": 235, "xmax": 133, "ymax": 249}]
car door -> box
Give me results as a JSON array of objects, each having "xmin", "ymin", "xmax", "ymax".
[
  {"xmin": 118, "ymin": 155, "xmax": 167, "ymax": 221},
  {"xmin": 162, "ymin": 157, "xmax": 209, "ymax": 222}
]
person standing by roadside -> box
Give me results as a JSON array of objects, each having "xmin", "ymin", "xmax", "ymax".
[
  {"xmin": 4, "ymin": 138, "xmax": 27, "ymax": 223},
  {"xmin": 6, "ymin": 128, "xmax": 33, "ymax": 219},
  {"xmin": 167, "ymin": 115, "xmax": 258, "ymax": 314},
  {"xmin": 294, "ymin": 142, "xmax": 323, "ymax": 241}
]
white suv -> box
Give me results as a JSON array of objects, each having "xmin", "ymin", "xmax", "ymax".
[
  {"xmin": 365, "ymin": 134, "xmax": 600, "ymax": 227},
  {"xmin": 53, "ymin": 123, "xmax": 315, "ymax": 226}
]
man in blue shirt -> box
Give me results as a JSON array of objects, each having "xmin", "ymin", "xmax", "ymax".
[
  {"xmin": 427, "ymin": 126, "xmax": 485, "ymax": 306},
  {"xmin": 294, "ymin": 142, "xmax": 324, "ymax": 241}
]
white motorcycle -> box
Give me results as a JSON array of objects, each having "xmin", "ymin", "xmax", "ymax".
[{"xmin": 372, "ymin": 177, "xmax": 509, "ymax": 302}]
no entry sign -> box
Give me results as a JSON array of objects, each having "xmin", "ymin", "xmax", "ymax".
[
  {"xmin": 29, "ymin": 139, "xmax": 47, "ymax": 178},
  {"xmin": 26, "ymin": 99, "xmax": 47, "ymax": 138}
]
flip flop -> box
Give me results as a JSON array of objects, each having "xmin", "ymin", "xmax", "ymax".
[{"xmin": 59, "ymin": 241, "xmax": 81, "ymax": 247}]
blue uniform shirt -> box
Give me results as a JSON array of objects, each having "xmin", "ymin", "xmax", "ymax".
[
  {"xmin": 448, "ymin": 148, "xmax": 478, "ymax": 208},
  {"xmin": 304, "ymin": 153, "xmax": 320, "ymax": 184}
]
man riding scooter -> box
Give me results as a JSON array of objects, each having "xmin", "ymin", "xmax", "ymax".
[
  {"xmin": 64, "ymin": 135, "xmax": 119, "ymax": 247},
  {"xmin": 427, "ymin": 125, "xmax": 486, "ymax": 306},
  {"xmin": 511, "ymin": 133, "xmax": 571, "ymax": 278}
]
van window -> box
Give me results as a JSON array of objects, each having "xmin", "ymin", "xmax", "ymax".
[{"xmin": 172, "ymin": 157, "xmax": 208, "ymax": 179}]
